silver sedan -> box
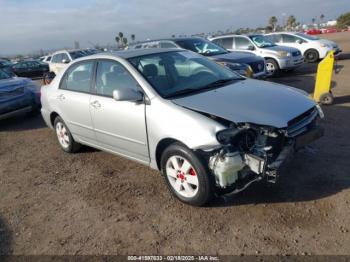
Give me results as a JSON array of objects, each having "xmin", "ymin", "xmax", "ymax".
[{"xmin": 41, "ymin": 48, "xmax": 324, "ymax": 206}]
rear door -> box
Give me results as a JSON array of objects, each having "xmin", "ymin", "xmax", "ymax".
[
  {"xmin": 212, "ymin": 37, "xmax": 234, "ymax": 50},
  {"xmin": 55, "ymin": 60, "xmax": 96, "ymax": 144},
  {"xmin": 89, "ymin": 59, "xmax": 149, "ymax": 163}
]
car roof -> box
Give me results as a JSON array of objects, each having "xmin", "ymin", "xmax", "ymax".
[
  {"xmin": 109, "ymin": 48, "xmax": 182, "ymax": 59},
  {"xmin": 128, "ymin": 37, "xmax": 206, "ymax": 46}
]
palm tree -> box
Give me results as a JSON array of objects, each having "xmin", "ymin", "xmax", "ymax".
[
  {"xmin": 320, "ymin": 14, "xmax": 325, "ymax": 24},
  {"xmin": 287, "ymin": 15, "xmax": 297, "ymax": 29},
  {"xmin": 122, "ymin": 37, "xmax": 128, "ymax": 47},
  {"xmin": 269, "ymin": 16, "xmax": 278, "ymax": 31},
  {"xmin": 131, "ymin": 34, "xmax": 135, "ymax": 43},
  {"xmin": 118, "ymin": 32, "xmax": 124, "ymax": 40},
  {"xmin": 115, "ymin": 36, "xmax": 120, "ymax": 46}
]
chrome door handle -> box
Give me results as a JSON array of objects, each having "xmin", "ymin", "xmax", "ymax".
[
  {"xmin": 90, "ymin": 100, "xmax": 101, "ymax": 109},
  {"xmin": 57, "ymin": 94, "xmax": 65, "ymax": 101}
]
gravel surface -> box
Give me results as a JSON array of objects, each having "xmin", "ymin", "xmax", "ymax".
[{"xmin": 0, "ymin": 32, "xmax": 349, "ymax": 255}]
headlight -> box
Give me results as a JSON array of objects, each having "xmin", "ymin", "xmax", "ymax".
[
  {"xmin": 320, "ymin": 43, "xmax": 331, "ymax": 48},
  {"xmin": 277, "ymin": 51, "xmax": 291, "ymax": 58},
  {"xmin": 242, "ymin": 65, "xmax": 254, "ymax": 78},
  {"xmin": 316, "ymin": 104, "xmax": 325, "ymax": 119}
]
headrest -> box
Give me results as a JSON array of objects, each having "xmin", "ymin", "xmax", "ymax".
[{"xmin": 143, "ymin": 64, "xmax": 158, "ymax": 78}]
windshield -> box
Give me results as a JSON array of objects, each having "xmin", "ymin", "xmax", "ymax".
[
  {"xmin": 175, "ymin": 39, "xmax": 228, "ymax": 56},
  {"xmin": 249, "ymin": 35, "xmax": 276, "ymax": 48},
  {"xmin": 0, "ymin": 69, "xmax": 11, "ymax": 80},
  {"xmin": 128, "ymin": 51, "xmax": 243, "ymax": 98},
  {"xmin": 69, "ymin": 51, "xmax": 86, "ymax": 60},
  {"xmin": 296, "ymin": 33, "xmax": 320, "ymax": 40}
]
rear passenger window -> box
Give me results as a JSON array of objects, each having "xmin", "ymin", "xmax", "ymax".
[
  {"xmin": 267, "ymin": 34, "xmax": 282, "ymax": 43},
  {"xmin": 216, "ymin": 38, "xmax": 233, "ymax": 49},
  {"xmin": 282, "ymin": 34, "xmax": 298, "ymax": 43},
  {"xmin": 61, "ymin": 61, "xmax": 94, "ymax": 93},
  {"xmin": 95, "ymin": 60, "xmax": 139, "ymax": 97}
]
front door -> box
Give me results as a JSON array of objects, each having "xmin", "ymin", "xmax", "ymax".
[{"xmin": 90, "ymin": 60, "xmax": 149, "ymax": 163}]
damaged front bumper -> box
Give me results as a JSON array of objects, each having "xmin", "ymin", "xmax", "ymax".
[{"xmin": 208, "ymin": 123, "xmax": 324, "ymax": 195}]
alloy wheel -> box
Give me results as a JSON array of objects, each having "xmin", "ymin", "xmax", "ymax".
[
  {"xmin": 166, "ymin": 155, "xmax": 199, "ymax": 198},
  {"xmin": 56, "ymin": 122, "xmax": 70, "ymax": 149}
]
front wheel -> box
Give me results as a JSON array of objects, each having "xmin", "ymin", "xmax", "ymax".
[
  {"xmin": 304, "ymin": 49, "xmax": 319, "ymax": 63},
  {"xmin": 161, "ymin": 143, "xmax": 213, "ymax": 206},
  {"xmin": 265, "ymin": 58, "xmax": 280, "ymax": 77}
]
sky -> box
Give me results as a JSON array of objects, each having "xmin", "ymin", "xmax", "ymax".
[{"xmin": 0, "ymin": 0, "xmax": 348, "ymax": 55}]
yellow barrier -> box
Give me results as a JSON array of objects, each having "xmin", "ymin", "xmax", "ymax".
[{"xmin": 313, "ymin": 50, "xmax": 335, "ymax": 105}]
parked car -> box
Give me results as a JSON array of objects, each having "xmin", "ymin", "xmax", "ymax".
[
  {"xmin": 0, "ymin": 69, "xmax": 41, "ymax": 120},
  {"xmin": 41, "ymin": 49, "xmax": 324, "ymax": 206},
  {"xmin": 49, "ymin": 49, "xmax": 90, "ymax": 75},
  {"xmin": 11, "ymin": 60, "xmax": 49, "ymax": 78},
  {"xmin": 265, "ymin": 32, "xmax": 342, "ymax": 63},
  {"xmin": 0, "ymin": 59, "xmax": 16, "ymax": 76},
  {"xmin": 304, "ymin": 29, "xmax": 322, "ymax": 35},
  {"xmin": 128, "ymin": 37, "xmax": 266, "ymax": 78},
  {"xmin": 210, "ymin": 34, "xmax": 304, "ymax": 77}
]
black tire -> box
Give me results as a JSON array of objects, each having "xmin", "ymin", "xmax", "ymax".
[
  {"xmin": 304, "ymin": 49, "xmax": 319, "ymax": 63},
  {"xmin": 320, "ymin": 92, "xmax": 334, "ymax": 105},
  {"xmin": 54, "ymin": 116, "xmax": 81, "ymax": 153},
  {"xmin": 160, "ymin": 143, "xmax": 213, "ymax": 206},
  {"xmin": 265, "ymin": 58, "xmax": 280, "ymax": 77}
]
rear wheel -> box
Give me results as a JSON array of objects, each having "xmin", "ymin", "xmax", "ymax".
[
  {"xmin": 304, "ymin": 49, "xmax": 319, "ymax": 63},
  {"xmin": 54, "ymin": 116, "xmax": 81, "ymax": 153},
  {"xmin": 265, "ymin": 58, "xmax": 280, "ymax": 77},
  {"xmin": 161, "ymin": 143, "xmax": 213, "ymax": 206}
]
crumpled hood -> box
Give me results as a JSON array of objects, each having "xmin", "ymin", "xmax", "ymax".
[
  {"xmin": 211, "ymin": 51, "xmax": 264, "ymax": 64},
  {"xmin": 172, "ymin": 79, "xmax": 316, "ymax": 128}
]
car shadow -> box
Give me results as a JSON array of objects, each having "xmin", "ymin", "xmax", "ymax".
[
  {"xmin": 0, "ymin": 114, "xmax": 46, "ymax": 132},
  {"xmin": 0, "ymin": 216, "xmax": 12, "ymax": 255},
  {"xmin": 209, "ymin": 103, "xmax": 350, "ymax": 207},
  {"xmin": 337, "ymin": 52, "xmax": 350, "ymax": 61}
]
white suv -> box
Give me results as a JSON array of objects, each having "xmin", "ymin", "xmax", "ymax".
[
  {"xmin": 50, "ymin": 50, "xmax": 87, "ymax": 75},
  {"xmin": 265, "ymin": 32, "xmax": 342, "ymax": 63},
  {"xmin": 210, "ymin": 34, "xmax": 304, "ymax": 76}
]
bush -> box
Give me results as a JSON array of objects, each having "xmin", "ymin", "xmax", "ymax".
[{"xmin": 337, "ymin": 12, "xmax": 350, "ymax": 29}]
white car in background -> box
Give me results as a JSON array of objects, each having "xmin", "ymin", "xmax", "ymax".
[
  {"xmin": 49, "ymin": 50, "xmax": 87, "ymax": 75},
  {"xmin": 209, "ymin": 34, "xmax": 304, "ymax": 76},
  {"xmin": 265, "ymin": 32, "xmax": 342, "ymax": 63}
]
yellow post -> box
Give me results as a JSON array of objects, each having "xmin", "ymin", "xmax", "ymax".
[{"xmin": 313, "ymin": 50, "xmax": 335, "ymax": 105}]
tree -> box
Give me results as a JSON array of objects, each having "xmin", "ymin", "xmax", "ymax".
[
  {"xmin": 131, "ymin": 34, "xmax": 135, "ymax": 42},
  {"xmin": 118, "ymin": 32, "xmax": 124, "ymax": 40},
  {"xmin": 268, "ymin": 16, "xmax": 278, "ymax": 31},
  {"xmin": 287, "ymin": 15, "xmax": 297, "ymax": 29},
  {"xmin": 122, "ymin": 37, "xmax": 128, "ymax": 46},
  {"xmin": 337, "ymin": 12, "xmax": 350, "ymax": 29},
  {"xmin": 320, "ymin": 14, "xmax": 325, "ymax": 23},
  {"xmin": 115, "ymin": 36, "xmax": 120, "ymax": 45}
]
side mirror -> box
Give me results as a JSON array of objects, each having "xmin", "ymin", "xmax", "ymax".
[
  {"xmin": 247, "ymin": 45, "xmax": 255, "ymax": 51},
  {"xmin": 113, "ymin": 89, "xmax": 144, "ymax": 102},
  {"xmin": 62, "ymin": 59, "xmax": 70, "ymax": 64},
  {"xmin": 296, "ymin": 39, "xmax": 302, "ymax": 44}
]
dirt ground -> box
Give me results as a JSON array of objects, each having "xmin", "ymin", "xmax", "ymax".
[{"xmin": 0, "ymin": 32, "xmax": 349, "ymax": 256}]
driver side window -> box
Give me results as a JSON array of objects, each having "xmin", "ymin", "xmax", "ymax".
[
  {"xmin": 95, "ymin": 60, "xmax": 139, "ymax": 97},
  {"xmin": 234, "ymin": 37, "xmax": 252, "ymax": 50}
]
